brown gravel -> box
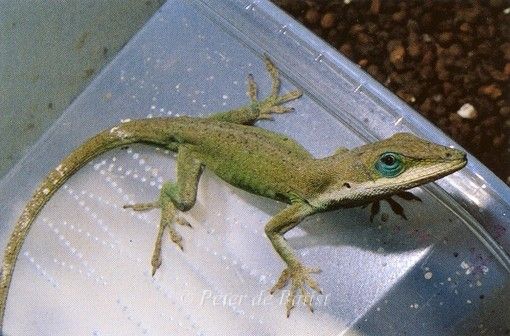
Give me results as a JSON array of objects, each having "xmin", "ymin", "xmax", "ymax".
[{"xmin": 273, "ymin": 0, "xmax": 510, "ymax": 185}]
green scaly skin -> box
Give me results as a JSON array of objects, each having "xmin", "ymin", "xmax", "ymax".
[{"xmin": 0, "ymin": 57, "xmax": 467, "ymax": 330}]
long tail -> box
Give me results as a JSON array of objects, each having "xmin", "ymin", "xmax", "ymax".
[{"xmin": 0, "ymin": 117, "xmax": 177, "ymax": 330}]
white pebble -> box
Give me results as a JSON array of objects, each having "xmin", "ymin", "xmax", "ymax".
[{"xmin": 457, "ymin": 103, "xmax": 477, "ymax": 119}]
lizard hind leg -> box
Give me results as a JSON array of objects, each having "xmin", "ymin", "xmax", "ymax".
[
  {"xmin": 206, "ymin": 56, "xmax": 302, "ymax": 125},
  {"xmin": 244, "ymin": 56, "xmax": 302, "ymax": 120},
  {"xmin": 258, "ymin": 57, "xmax": 302, "ymax": 119},
  {"xmin": 123, "ymin": 146, "xmax": 202, "ymax": 275}
]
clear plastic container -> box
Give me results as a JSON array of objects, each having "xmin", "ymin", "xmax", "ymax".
[{"xmin": 1, "ymin": 0, "xmax": 508, "ymax": 334}]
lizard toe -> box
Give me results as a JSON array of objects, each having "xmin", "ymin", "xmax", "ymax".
[{"xmin": 271, "ymin": 264, "xmax": 322, "ymax": 317}]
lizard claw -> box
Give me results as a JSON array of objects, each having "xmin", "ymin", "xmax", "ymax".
[
  {"xmin": 176, "ymin": 216, "xmax": 192, "ymax": 228},
  {"xmin": 169, "ymin": 229, "xmax": 184, "ymax": 250},
  {"xmin": 270, "ymin": 264, "xmax": 322, "ymax": 317},
  {"xmin": 276, "ymin": 89, "xmax": 302, "ymax": 104},
  {"xmin": 149, "ymin": 215, "xmax": 187, "ymax": 276}
]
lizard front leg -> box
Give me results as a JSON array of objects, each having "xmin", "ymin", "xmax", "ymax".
[
  {"xmin": 264, "ymin": 203, "xmax": 322, "ymax": 317},
  {"xmin": 124, "ymin": 145, "xmax": 202, "ymax": 275}
]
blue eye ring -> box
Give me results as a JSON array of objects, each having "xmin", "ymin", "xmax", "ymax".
[{"xmin": 375, "ymin": 152, "xmax": 404, "ymax": 177}]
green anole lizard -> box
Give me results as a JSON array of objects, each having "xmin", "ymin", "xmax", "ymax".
[{"xmin": 0, "ymin": 57, "xmax": 467, "ymax": 329}]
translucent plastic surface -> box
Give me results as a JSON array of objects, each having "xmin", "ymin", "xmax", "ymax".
[{"xmin": 1, "ymin": 0, "xmax": 508, "ymax": 335}]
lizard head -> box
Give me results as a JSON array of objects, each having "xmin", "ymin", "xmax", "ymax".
[{"xmin": 349, "ymin": 132, "xmax": 467, "ymax": 198}]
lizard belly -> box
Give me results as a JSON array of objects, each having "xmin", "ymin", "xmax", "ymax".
[{"xmin": 198, "ymin": 147, "xmax": 299, "ymax": 203}]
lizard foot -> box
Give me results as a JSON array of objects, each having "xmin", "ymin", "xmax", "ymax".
[
  {"xmin": 149, "ymin": 207, "xmax": 189, "ymax": 276},
  {"xmin": 247, "ymin": 56, "xmax": 302, "ymax": 120},
  {"xmin": 270, "ymin": 264, "xmax": 322, "ymax": 317},
  {"xmin": 124, "ymin": 198, "xmax": 191, "ymax": 276},
  {"xmin": 257, "ymin": 89, "xmax": 302, "ymax": 120}
]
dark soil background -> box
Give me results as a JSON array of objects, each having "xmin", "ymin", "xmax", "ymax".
[{"xmin": 273, "ymin": 0, "xmax": 510, "ymax": 185}]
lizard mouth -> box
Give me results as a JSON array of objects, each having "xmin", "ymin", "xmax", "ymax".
[
  {"xmin": 397, "ymin": 156, "xmax": 467, "ymax": 189},
  {"xmin": 426, "ymin": 156, "xmax": 467, "ymax": 176},
  {"xmin": 439, "ymin": 153, "xmax": 467, "ymax": 172}
]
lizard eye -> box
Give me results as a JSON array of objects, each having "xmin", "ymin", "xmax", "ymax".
[{"xmin": 375, "ymin": 152, "xmax": 404, "ymax": 177}]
